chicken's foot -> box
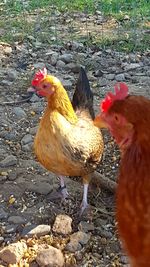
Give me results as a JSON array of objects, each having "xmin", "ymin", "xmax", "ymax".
[
  {"xmin": 57, "ymin": 185, "xmax": 69, "ymax": 199},
  {"xmin": 48, "ymin": 176, "xmax": 69, "ymax": 200},
  {"xmin": 59, "ymin": 175, "xmax": 69, "ymax": 199},
  {"xmin": 80, "ymin": 183, "xmax": 89, "ymax": 215}
]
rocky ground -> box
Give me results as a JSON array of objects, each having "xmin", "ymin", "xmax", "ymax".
[{"xmin": 0, "ymin": 33, "xmax": 150, "ymax": 267}]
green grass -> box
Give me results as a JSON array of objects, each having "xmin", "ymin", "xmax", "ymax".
[
  {"xmin": 94, "ymin": 34, "xmax": 150, "ymax": 52},
  {"xmin": 1, "ymin": 0, "xmax": 94, "ymax": 13},
  {"xmin": 98, "ymin": 0, "xmax": 150, "ymax": 18},
  {"xmin": 0, "ymin": 0, "xmax": 149, "ymax": 52},
  {"xmin": 1, "ymin": 0, "xmax": 150, "ymax": 17}
]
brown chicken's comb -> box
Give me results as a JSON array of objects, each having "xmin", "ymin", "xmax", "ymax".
[
  {"xmin": 32, "ymin": 68, "xmax": 47, "ymax": 86},
  {"xmin": 101, "ymin": 82, "xmax": 129, "ymax": 113}
]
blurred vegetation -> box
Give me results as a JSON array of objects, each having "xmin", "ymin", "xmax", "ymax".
[
  {"xmin": 0, "ymin": 0, "xmax": 150, "ymax": 52},
  {"xmin": 1, "ymin": 0, "xmax": 150, "ymax": 17}
]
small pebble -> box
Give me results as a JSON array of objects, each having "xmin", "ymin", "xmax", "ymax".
[
  {"xmin": 22, "ymin": 224, "xmax": 51, "ymax": 237},
  {"xmin": 53, "ymin": 214, "xmax": 72, "ymax": 235},
  {"xmin": 36, "ymin": 246, "xmax": 64, "ymax": 267}
]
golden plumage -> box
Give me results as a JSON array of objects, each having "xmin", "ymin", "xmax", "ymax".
[
  {"xmin": 34, "ymin": 107, "xmax": 103, "ymax": 176},
  {"xmin": 32, "ymin": 67, "xmax": 104, "ymax": 212}
]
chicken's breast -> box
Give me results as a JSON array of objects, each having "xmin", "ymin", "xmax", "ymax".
[{"xmin": 34, "ymin": 109, "xmax": 103, "ymax": 176}]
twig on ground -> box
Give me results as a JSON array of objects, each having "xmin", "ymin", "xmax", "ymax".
[{"xmin": 91, "ymin": 171, "xmax": 117, "ymax": 193}]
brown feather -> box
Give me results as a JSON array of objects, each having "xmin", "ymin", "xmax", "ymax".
[{"xmin": 108, "ymin": 95, "xmax": 150, "ymax": 267}]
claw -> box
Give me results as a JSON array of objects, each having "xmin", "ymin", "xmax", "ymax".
[
  {"xmin": 48, "ymin": 176, "xmax": 69, "ymax": 201},
  {"xmin": 79, "ymin": 203, "xmax": 94, "ymax": 221},
  {"xmin": 80, "ymin": 201, "xmax": 89, "ymax": 216},
  {"xmin": 79, "ymin": 183, "xmax": 89, "ymax": 216},
  {"xmin": 58, "ymin": 185, "xmax": 69, "ymax": 199}
]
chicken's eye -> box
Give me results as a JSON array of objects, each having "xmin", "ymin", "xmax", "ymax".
[
  {"xmin": 42, "ymin": 84, "xmax": 48, "ymax": 89},
  {"xmin": 114, "ymin": 114, "xmax": 119, "ymax": 122}
]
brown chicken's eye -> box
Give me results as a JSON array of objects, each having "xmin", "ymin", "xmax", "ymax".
[
  {"xmin": 42, "ymin": 84, "xmax": 48, "ymax": 89},
  {"xmin": 114, "ymin": 114, "xmax": 119, "ymax": 122}
]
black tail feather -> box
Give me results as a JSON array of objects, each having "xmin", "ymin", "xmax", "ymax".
[{"xmin": 72, "ymin": 67, "xmax": 95, "ymax": 119}]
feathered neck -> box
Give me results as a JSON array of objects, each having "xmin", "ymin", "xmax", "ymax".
[
  {"xmin": 47, "ymin": 83, "xmax": 78, "ymax": 124},
  {"xmin": 121, "ymin": 125, "xmax": 150, "ymax": 169},
  {"xmin": 134, "ymin": 122, "xmax": 150, "ymax": 149}
]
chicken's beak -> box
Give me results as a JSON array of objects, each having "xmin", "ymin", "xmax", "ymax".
[
  {"xmin": 94, "ymin": 114, "xmax": 108, "ymax": 129},
  {"xmin": 27, "ymin": 87, "xmax": 37, "ymax": 93}
]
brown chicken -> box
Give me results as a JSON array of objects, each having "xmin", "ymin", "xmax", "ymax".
[
  {"xmin": 30, "ymin": 67, "xmax": 104, "ymax": 214},
  {"xmin": 94, "ymin": 82, "xmax": 150, "ymax": 267}
]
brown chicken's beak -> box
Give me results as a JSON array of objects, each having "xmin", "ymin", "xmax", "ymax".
[
  {"xmin": 27, "ymin": 87, "xmax": 37, "ymax": 93},
  {"xmin": 94, "ymin": 114, "xmax": 108, "ymax": 129}
]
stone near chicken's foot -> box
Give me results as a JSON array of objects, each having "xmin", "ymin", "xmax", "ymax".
[{"xmin": 47, "ymin": 185, "xmax": 69, "ymax": 201}]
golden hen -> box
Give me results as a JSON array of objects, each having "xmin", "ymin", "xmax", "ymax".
[
  {"xmin": 94, "ymin": 83, "xmax": 150, "ymax": 267},
  {"xmin": 30, "ymin": 67, "xmax": 104, "ymax": 214}
]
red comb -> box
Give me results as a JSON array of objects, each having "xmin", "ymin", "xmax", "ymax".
[
  {"xmin": 32, "ymin": 68, "xmax": 47, "ymax": 86},
  {"xmin": 101, "ymin": 83, "xmax": 129, "ymax": 112}
]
